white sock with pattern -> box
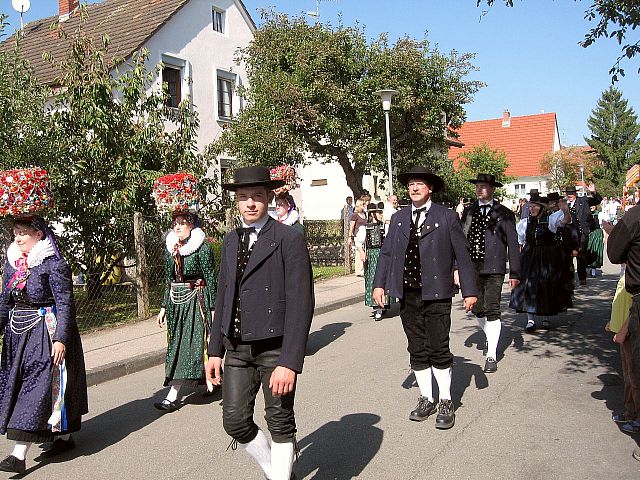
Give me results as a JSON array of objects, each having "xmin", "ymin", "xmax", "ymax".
[
  {"xmin": 413, "ymin": 367, "xmax": 434, "ymax": 402},
  {"xmin": 270, "ymin": 441, "xmax": 294, "ymax": 480},
  {"xmin": 432, "ymin": 367, "xmax": 452, "ymax": 401},
  {"xmin": 243, "ymin": 429, "xmax": 272, "ymax": 478},
  {"xmin": 11, "ymin": 442, "xmax": 31, "ymax": 461}
]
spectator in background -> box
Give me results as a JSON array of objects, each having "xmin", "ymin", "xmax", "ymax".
[
  {"xmin": 342, "ymin": 196, "xmax": 354, "ymax": 220},
  {"xmin": 455, "ymin": 197, "xmax": 465, "ymax": 219},
  {"xmin": 348, "ymin": 199, "xmax": 368, "ymax": 277},
  {"xmin": 606, "ymin": 206, "xmax": 640, "ymax": 460},
  {"xmin": 383, "ymin": 194, "xmax": 399, "ymax": 234}
]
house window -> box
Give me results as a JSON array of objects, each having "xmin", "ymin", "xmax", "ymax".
[
  {"xmin": 217, "ymin": 73, "xmax": 234, "ymax": 119},
  {"xmin": 514, "ymin": 184, "xmax": 526, "ymax": 197},
  {"xmin": 311, "ymin": 179, "xmax": 328, "ymax": 186},
  {"xmin": 212, "ymin": 8, "xmax": 225, "ymax": 33},
  {"xmin": 162, "ymin": 66, "xmax": 182, "ymax": 108}
]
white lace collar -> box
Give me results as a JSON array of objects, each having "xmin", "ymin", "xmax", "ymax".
[
  {"xmin": 165, "ymin": 227, "xmax": 206, "ymax": 256},
  {"xmin": 7, "ymin": 238, "xmax": 56, "ymax": 269}
]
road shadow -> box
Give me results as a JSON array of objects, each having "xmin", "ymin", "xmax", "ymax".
[
  {"xmin": 295, "ymin": 413, "xmax": 382, "ymax": 479},
  {"xmin": 306, "ymin": 322, "xmax": 351, "ymax": 356}
]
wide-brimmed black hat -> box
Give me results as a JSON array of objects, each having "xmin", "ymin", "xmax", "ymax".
[
  {"xmin": 529, "ymin": 193, "xmax": 548, "ymax": 207},
  {"xmin": 546, "ymin": 192, "xmax": 561, "ymax": 202},
  {"xmin": 222, "ymin": 166, "xmax": 286, "ymax": 191},
  {"xmin": 366, "ymin": 202, "xmax": 382, "ymax": 212},
  {"xmin": 397, "ymin": 166, "xmax": 444, "ymax": 193},
  {"xmin": 528, "ymin": 188, "xmax": 539, "ymax": 196},
  {"xmin": 468, "ymin": 173, "xmax": 503, "ymax": 187},
  {"xmin": 564, "ymin": 185, "xmax": 578, "ymax": 194}
]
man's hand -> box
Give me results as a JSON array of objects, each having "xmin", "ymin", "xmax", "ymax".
[
  {"xmin": 269, "ymin": 366, "xmax": 296, "ymax": 397},
  {"xmin": 602, "ymin": 220, "xmax": 615, "ymax": 235},
  {"xmin": 157, "ymin": 307, "xmax": 166, "ymax": 328},
  {"xmin": 453, "ymin": 270, "xmax": 460, "ymax": 287},
  {"xmin": 614, "ymin": 331, "xmax": 628, "ymax": 344},
  {"xmin": 508, "ymin": 278, "xmax": 520, "ymax": 289},
  {"xmin": 463, "ymin": 296, "xmax": 477, "ymax": 312},
  {"xmin": 588, "ymin": 181, "xmax": 596, "ymax": 193},
  {"xmin": 52, "ymin": 341, "xmax": 66, "ymax": 366},
  {"xmin": 373, "ymin": 287, "xmax": 386, "ymax": 308},
  {"xmin": 571, "ymin": 249, "xmax": 579, "ymax": 257},
  {"xmin": 206, "ymin": 357, "xmax": 223, "ymax": 386}
]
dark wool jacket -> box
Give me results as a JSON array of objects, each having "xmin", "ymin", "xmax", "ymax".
[
  {"xmin": 461, "ymin": 201, "xmax": 521, "ymax": 279},
  {"xmin": 608, "ymin": 204, "xmax": 640, "ymax": 295},
  {"xmin": 207, "ymin": 217, "xmax": 314, "ymax": 373}
]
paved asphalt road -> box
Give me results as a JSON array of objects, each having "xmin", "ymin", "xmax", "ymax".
[{"xmin": 1, "ymin": 271, "xmax": 638, "ymax": 479}]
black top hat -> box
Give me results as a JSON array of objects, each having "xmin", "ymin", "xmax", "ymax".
[
  {"xmin": 468, "ymin": 173, "xmax": 503, "ymax": 187},
  {"xmin": 528, "ymin": 188, "xmax": 539, "ymax": 196},
  {"xmin": 222, "ymin": 166, "xmax": 286, "ymax": 191},
  {"xmin": 529, "ymin": 192, "xmax": 548, "ymax": 207},
  {"xmin": 366, "ymin": 202, "xmax": 382, "ymax": 212},
  {"xmin": 546, "ymin": 192, "xmax": 561, "ymax": 202},
  {"xmin": 564, "ymin": 185, "xmax": 578, "ymax": 194},
  {"xmin": 397, "ymin": 166, "xmax": 444, "ymax": 193}
]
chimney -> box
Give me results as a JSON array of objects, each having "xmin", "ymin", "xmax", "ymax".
[
  {"xmin": 59, "ymin": 0, "xmax": 80, "ymax": 22},
  {"xmin": 501, "ymin": 109, "xmax": 511, "ymax": 128}
]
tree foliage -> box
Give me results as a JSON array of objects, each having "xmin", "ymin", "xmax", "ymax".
[
  {"xmin": 0, "ymin": 12, "xmax": 218, "ymax": 296},
  {"xmin": 477, "ymin": 0, "xmax": 640, "ymax": 81},
  {"xmin": 452, "ymin": 144, "xmax": 513, "ymax": 199},
  {"xmin": 212, "ymin": 12, "xmax": 483, "ymax": 197},
  {"xmin": 540, "ymin": 146, "xmax": 595, "ymax": 193},
  {"xmin": 585, "ymin": 86, "xmax": 640, "ymax": 193}
]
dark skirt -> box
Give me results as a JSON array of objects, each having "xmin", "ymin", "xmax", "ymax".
[
  {"xmin": 0, "ymin": 314, "xmax": 87, "ymax": 440},
  {"xmin": 509, "ymin": 243, "xmax": 573, "ymax": 315},
  {"xmin": 164, "ymin": 284, "xmax": 207, "ymax": 387}
]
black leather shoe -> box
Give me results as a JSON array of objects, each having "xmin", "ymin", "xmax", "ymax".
[
  {"xmin": 525, "ymin": 320, "xmax": 536, "ymax": 333},
  {"xmin": 154, "ymin": 400, "xmax": 179, "ymax": 412},
  {"xmin": 0, "ymin": 455, "xmax": 25, "ymax": 473},
  {"xmin": 484, "ymin": 357, "xmax": 497, "ymax": 373},
  {"xmin": 435, "ymin": 399, "xmax": 455, "ymax": 429},
  {"xmin": 409, "ymin": 396, "xmax": 437, "ymax": 422},
  {"xmin": 40, "ymin": 436, "xmax": 75, "ymax": 458}
]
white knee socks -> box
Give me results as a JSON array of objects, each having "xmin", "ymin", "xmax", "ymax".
[
  {"xmin": 476, "ymin": 316, "xmax": 486, "ymax": 333},
  {"xmin": 432, "ymin": 367, "xmax": 452, "ymax": 401},
  {"xmin": 413, "ymin": 368, "xmax": 433, "ymax": 402},
  {"xmin": 485, "ymin": 320, "xmax": 502, "ymax": 360},
  {"xmin": 11, "ymin": 442, "xmax": 31, "ymax": 461},
  {"xmin": 165, "ymin": 385, "xmax": 181, "ymax": 403},
  {"xmin": 270, "ymin": 441, "xmax": 294, "ymax": 480},
  {"xmin": 243, "ymin": 429, "xmax": 272, "ymax": 478}
]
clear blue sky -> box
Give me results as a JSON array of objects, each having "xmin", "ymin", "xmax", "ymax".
[{"xmin": 2, "ymin": 0, "xmax": 639, "ymax": 146}]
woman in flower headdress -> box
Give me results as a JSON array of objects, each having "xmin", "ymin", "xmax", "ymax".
[
  {"xmin": 153, "ymin": 175, "xmax": 217, "ymax": 412},
  {"xmin": 0, "ymin": 210, "xmax": 88, "ymax": 473}
]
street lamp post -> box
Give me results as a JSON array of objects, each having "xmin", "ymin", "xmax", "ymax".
[
  {"xmin": 578, "ymin": 163, "xmax": 585, "ymax": 194},
  {"xmin": 374, "ymin": 89, "xmax": 398, "ymax": 195}
]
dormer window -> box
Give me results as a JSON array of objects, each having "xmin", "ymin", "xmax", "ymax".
[{"xmin": 212, "ymin": 8, "xmax": 225, "ymax": 33}]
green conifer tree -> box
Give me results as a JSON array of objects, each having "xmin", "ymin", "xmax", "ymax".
[{"xmin": 586, "ymin": 87, "xmax": 640, "ymax": 188}]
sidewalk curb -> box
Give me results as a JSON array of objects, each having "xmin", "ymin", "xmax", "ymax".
[{"xmin": 86, "ymin": 293, "xmax": 364, "ymax": 386}]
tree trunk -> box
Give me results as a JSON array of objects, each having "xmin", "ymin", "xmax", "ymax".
[{"xmin": 335, "ymin": 152, "xmax": 365, "ymax": 198}]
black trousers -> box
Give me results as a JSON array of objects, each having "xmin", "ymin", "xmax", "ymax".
[
  {"xmin": 577, "ymin": 234, "xmax": 589, "ymax": 281},
  {"xmin": 470, "ymin": 262, "xmax": 505, "ymax": 322},
  {"xmin": 400, "ymin": 288, "xmax": 453, "ymax": 370},
  {"xmin": 222, "ymin": 336, "xmax": 296, "ymax": 444}
]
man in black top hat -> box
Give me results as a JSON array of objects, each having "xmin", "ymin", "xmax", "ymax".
[
  {"xmin": 206, "ymin": 166, "xmax": 314, "ymax": 480},
  {"xmin": 461, "ymin": 174, "xmax": 520, "ymax": 373},
  {"xmin": 564, "ymin": 183, "xmax": 602, "ymax": 285},
  {"xmin": 373, "ymin": 166, "xmax": 478, "ymax": 430}
]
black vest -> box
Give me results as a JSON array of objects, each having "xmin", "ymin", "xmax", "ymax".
[
  {"xmin": 231, "ymin": 231, "xmax": 255, "ymax": 339},
  {"xmin": 404, "ymin": 212, "xmax": 427, "ymax": 289},
  {"xmin": 468, "ymin": 206, "xmax": 491, "ymax": 262}
]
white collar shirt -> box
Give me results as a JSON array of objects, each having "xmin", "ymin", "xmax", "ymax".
[
  {"xmin": 411, "ymin": 200, "xmax": 432, "ymax": 227},
  {"xmin": 241, "ymin": 215, "xmax": 269, "ymax": 249}
]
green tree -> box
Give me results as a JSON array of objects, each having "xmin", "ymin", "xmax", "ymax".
[
  {"xmin": 586, "ymin": 87, "xmax": 640, "ymax": 190},
  {"xmin": 540, "ymin": 146, "xmax": 595, "ymax": 193},
  {"xmin": 212, "ymin": 12, "xmax": 482, "ymax": 197},
  {"xmin": 478, "ymin": 1, "xmax": 640, "ymax": 81},
  {"xmin": 453, "ymin": 144, "xmax": 513, "ymax": 199},
  {"xmin": 2, "ymin": 14, "xmax": 217, "ymax": 297}
]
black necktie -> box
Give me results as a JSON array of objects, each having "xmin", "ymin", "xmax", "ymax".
[
  {"xmin": 414, "ymin": 207, "xmax": 426, "ymax": 225},
  {"xmin": 481, "ymin": 204, "xmax": 490, "ymax": 216},
  {"xmin": 237, "ymin": 226, "xmax": 256, "ymax": 252}
]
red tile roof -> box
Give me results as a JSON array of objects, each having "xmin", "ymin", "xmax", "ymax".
[{"xmin": 448, "ymin": 112, "xmax": 559, "ymax": 178}]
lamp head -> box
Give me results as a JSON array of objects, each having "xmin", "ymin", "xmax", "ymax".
[{"xmin": 373, "ymin": 89, "xmax": 398, "ymax": 112}]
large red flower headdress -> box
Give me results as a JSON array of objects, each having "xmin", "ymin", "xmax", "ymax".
[
  {"xmin": 0, "ymin": 168, "xmax": 54, "ymax": 217},
  {"xmin": 270, "ymin": 165, "xmax": 299, "ymax": 195},
  {"xmin": 152, "ymin": 173, "xmax": 200, "ymax": 215}
]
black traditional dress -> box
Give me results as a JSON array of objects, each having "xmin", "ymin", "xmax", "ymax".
[
  {"xmin": 162, "ymin": 228, "xmax": 216, "ymax": 387},
  {"xmin": 364, "ymin": 220, "xmax": 387, "ymax": 308},
  {"xmin": 0, "ymin": 240, "xmax": 88, "ymax": 442},
  {"xmin": 510, "ymin": 212, "xmax": 573, "ymax": 315}
]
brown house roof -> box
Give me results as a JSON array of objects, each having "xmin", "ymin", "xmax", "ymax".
[{"xmin": 1, "ymin": 0, "xmax": 256, "ymax": 86}]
